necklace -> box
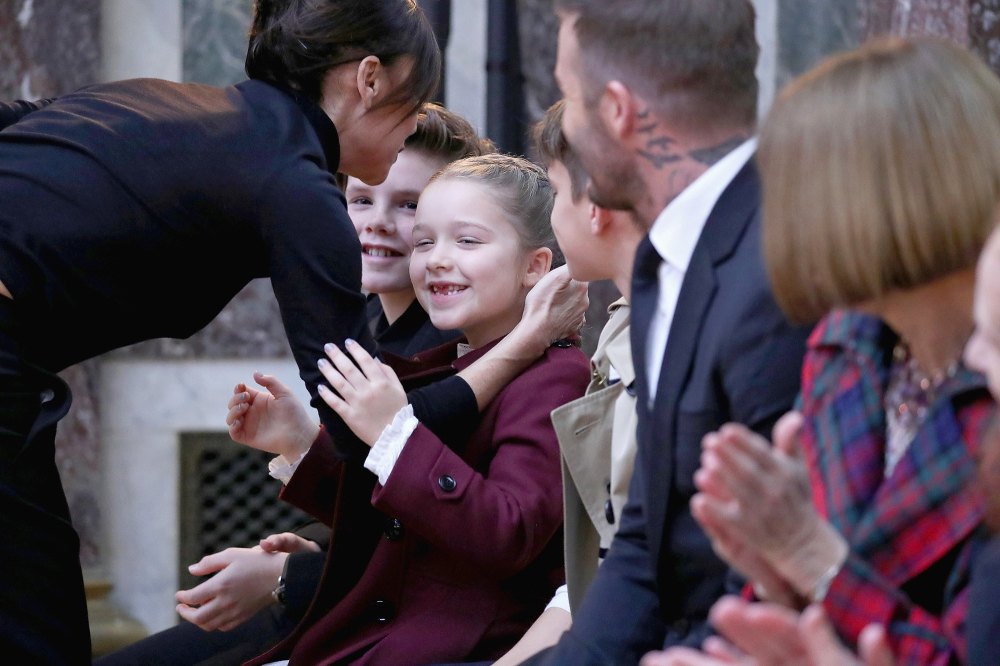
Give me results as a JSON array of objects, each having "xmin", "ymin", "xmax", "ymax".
[{"xmin": 883, "ymin": 341, "xmax": 959, "ymax": 475}]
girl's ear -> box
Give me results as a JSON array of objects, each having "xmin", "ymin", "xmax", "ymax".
[
  {"xmin": 522, "ymin": 247, "xmax": 554, "ymax": 288},
  {"xmin": 355, "ymin": 56, "xmax": 383, "ymax": 110}
]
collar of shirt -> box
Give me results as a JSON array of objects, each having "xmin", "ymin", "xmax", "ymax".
[{"xmin": 648, "ymin": 137, "xmax": 758, "ymax": 274}]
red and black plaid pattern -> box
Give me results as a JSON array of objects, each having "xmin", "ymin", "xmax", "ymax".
[{"xmin": 797, "ymin": 310, "xmax": 994, "ymax": 665}]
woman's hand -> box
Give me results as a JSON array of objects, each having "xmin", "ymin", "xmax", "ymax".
[
  {"xmin": 508, "ymin": 265, "xmax": 589, "ymax": 358},
  {"xmin": 175, "ymin": 546, "xmax": 287, "ymax": 632},
  {"xmin": 317, "ymin": 339, "xmax": 407, "ymax": 446},
  {"xmin": 691, "ymin": 488, "xmax": 803, "ymax": 608},
  {"xmin": 799, "ymin": 605, "xmax": 895, "ymax": 666},
  {"xmin": 640, "ymin": 597, "xmax": 895, "ymax": 666},
  {"xmin": 226, "ymin": 372, "xmax": 319, "ymax": 460},
  {"xmin": 693, "ymin": 412, "xmax": 847, "ymax": 596}
]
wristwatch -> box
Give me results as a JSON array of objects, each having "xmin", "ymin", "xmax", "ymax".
[
  {"xmin": 271, "ymin": 575, "xmax": 287, "ymax": 606},
  {"xmin": 271, "ymin": 557, "xmax": 290, "ymax": 606}
]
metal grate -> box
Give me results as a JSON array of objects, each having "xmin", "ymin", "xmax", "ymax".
[{"xmin": 178, "ymin": 432, "xmax": 316, "ymax": 592}]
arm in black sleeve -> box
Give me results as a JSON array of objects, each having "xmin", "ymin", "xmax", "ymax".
[
  {"xmin": 260, "ymin": 166, "xmax": 375, "ymax": 462},
  {"xmin": 406, "ymin": 376, "xmax": 480, "ymax": 447},
  {"xmin": 281, "ymin": 551, "xmax": 327, "ymax": 619},
  {"xmin": 0, "ymin": 98, "xmax": 55, "ymax": 130}
]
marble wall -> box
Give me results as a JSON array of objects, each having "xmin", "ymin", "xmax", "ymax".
[
  {"xmin": 774, "ymin": 0, "xmax": 1000, "ymax": 86},
  {"xmin": 776, "ymin": 0, "xmax": 858, "ymax": 89},
  {"xmin": 0, "ymin": 0, "xmax": 101, "ymax": 100},
  {"xmin": 182, "ymin": 0, "xmax": 253, "ymax": 86}
]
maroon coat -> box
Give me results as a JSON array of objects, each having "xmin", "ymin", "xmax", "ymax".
[{"xmin": 249, "ymin": 340, "xmax": 589, "ymax": 666}]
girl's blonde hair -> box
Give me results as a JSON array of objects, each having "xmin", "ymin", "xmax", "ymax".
[
  {"xmin": 431, "ymin": 154, "xmax": 563, "ymax": 265},
  {"xmin": 761, "ymin": 37, "xmax": 1000, "ymax": 323}
]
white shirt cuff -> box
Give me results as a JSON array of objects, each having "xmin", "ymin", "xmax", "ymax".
[
  {"xmin": 268, "ymin": 450, "xmax": 308, "ymax": 485},
  {"xmin": 544, "ymin": 584, "xmax": 570, "ymax": 614},
  {"xmin": 364, "ymin": 404, "xmax": 419, "ymax": 486}
]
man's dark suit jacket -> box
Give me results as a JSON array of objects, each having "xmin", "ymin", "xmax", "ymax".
[
  {"xmin": 528, "ymin": 157, "xmax": 812, "ymax": 664},
  {"xmin": 969, "ymin": 532, "xmax": 1000, "ymax": 664}
]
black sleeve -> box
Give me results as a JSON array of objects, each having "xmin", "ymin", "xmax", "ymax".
[
  {"xmin": 0, "ymin": 98, "xmax": 55, "ymax": 130},
  {"xmin": 407, "ymin": 375, "xmax": 481, "ymax": 447},
  {"xmin": 292, "ymin": 519, "xmax": 330, "ymax": 550},
  {"xmin": 259, "ymin": 165, "xmax": 374, "ymax": 463},
  {"xmin": 281, "ymin": 551, "xmax": 327, "ymax": 620}
]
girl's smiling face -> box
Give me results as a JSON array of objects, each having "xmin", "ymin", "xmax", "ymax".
[
  {"xmin": 347, "ymin": 149, "xmax": 445, "ymax": 296},
  {"xmin": 409, "ymin": 178, "xmax": 550, "ymax": 348}
]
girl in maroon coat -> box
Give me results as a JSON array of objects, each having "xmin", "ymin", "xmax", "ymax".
[{"xmin": 226, "ymin": 154, "xmax": 590, "ymax": 665}]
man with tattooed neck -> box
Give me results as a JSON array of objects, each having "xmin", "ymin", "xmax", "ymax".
[{"xmin": 521, "ymin": 1, "xmax": 812, "ymax": 663}]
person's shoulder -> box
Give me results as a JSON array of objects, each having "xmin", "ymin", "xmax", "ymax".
[
  {"xmin": 807, "ymin": 309, "xmax": 888, "ymax": 354},
  {"xmin": 495, "ymin": 345, "xmax": 589, "ymax": 410},
  {"xmin": 535, "ymin": 343, "xmax": 591, "ymax": 378},
  {"xmin": 495, "ymin": 343, "xmax": 589, "ymax": 388}
]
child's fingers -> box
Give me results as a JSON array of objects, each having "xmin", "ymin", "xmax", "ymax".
[
  {"xmin": 323, "ymin": 343, "xmax": 367, "ymax": 387},
  {"xmin": 252, "ymin": 371, "xmax": 295, "ymax": 398},
  {"xmin": 342, "ymin": 338, "xmax": 383, "ymax": 377},
  {"xmin": 318, "ymin": 383, "xmax": 350, "ymax": 415},
  {"xmin": 227, "ymin": 390, "xmax": 249, "ymax": 412},
  {"xmin": 318, "ymin": 360, "xmax": 357, "ymax": 401},
  {"xmin": 225, "ymin": 405, "xmax": 245, "ymax": 428}
]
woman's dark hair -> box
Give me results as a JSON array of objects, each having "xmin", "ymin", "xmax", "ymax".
[{"xmin": 246, "ymin": 0, "xmax": 441, "ymax": 107}]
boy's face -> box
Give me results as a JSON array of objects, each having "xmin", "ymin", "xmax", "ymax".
[
  {"xmin": 346, "ymin": 149, "xmax": 445, "ymax": 295},
  {"xmin": 548, "ymin": 160, "xmax": 606, "ymax": 282}
]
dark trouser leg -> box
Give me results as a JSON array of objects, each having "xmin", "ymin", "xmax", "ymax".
[
  {"xmin": 95, "ymin": 603, "xmax": 298, "ymax": 666},
  {"xmin": 0, "ymin": 369, "xmax": 90, "ymax": 664}
]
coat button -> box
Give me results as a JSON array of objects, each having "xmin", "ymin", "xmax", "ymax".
[
  {"xmin": 373, "ymin": 599, "xmax": 395, "ymax": 624},
  {"xmin": 437, "ymin": 474, "xmax": 457, "ymax": 492},
  {"xmin": 604, "ymin": 498, "xmax": 615, "ymax": 525},
  {"xmin": 385, "ymin": 517, "xmax": 404, "ymax": 541}
]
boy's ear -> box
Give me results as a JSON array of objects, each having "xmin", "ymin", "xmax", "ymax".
[
  {"xmin": 523, "ymin": 247, "xmax": 554, "ymax": 288},
  {"xmin": 591, "ymin": 204, "xmax": 614, "ymax": 235}
]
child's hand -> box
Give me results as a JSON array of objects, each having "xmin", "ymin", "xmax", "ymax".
[
  {"xmin": 175, "ymin": 546, "xmax": 287, "ymax": 631},
  {"xmin": 227, "ymin": 372, "xmax": 319, "ymax": 459},
  {"xmin": 317, "ymin": 339, "xmax": 407, "ymax": 447},
  {"xmin": 259, "ymin": 532, "xmax": 321, "ymax": 554}
]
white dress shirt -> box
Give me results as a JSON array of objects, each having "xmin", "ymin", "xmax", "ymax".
[{"xmin": 644, "ymin": 138, "xmax": 757, "ymax": 401}]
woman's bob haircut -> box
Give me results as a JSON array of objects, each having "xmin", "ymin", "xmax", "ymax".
[{"xmin": 761, "ymin": 37, "xmax": 1000, "ymax": 324}]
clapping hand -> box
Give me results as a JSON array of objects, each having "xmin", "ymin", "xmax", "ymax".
[
  {"xmin": 691, "ymin": 411, "xmax": 848, "ymax": 598},
  {"xmin": 226, "ymin": 372, "xmax": 319, "ymax": 460}
]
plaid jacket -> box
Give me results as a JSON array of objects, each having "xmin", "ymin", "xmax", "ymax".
[{"xmin": 798, "ymin": 311, "xmax": 994, "ymax": 665}]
